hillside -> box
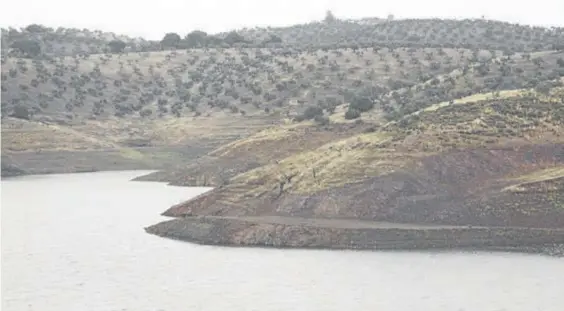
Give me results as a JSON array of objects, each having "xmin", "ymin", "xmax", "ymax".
[
  {"xmin": 1, "ymin": 25, "xmax": 164, "ymax": 59},
  {"xmin": 1, "ymin": 47, "xmax": 472, "ymax": 121},
  {"xmin": 157, "ymin": 85, "xmax": 564, "ymax": 224},
  {"xmin": 5, "ymin": 18, "xmax": 563, "ymax": 59},
  {"xmin": 135, "ymin": 121, "xmax": 373, "ymax": 186},
  {"xmin": 1, "ymin": 114, "xmax": 274, "ymax": 174},
  {"xmin": 139, "ymin": 50, "xmax": 564, "ymax": 185},
  {"xmin": 146, "ymin": 84, "xmax": 564, "ymax": 252},
  {"xmin": 2, "ymin": 17, "xmax": 564, "ymax": 179},
  {"xmin": 239, "ymin": 18, "xmax": 564, "ymax": 51}
]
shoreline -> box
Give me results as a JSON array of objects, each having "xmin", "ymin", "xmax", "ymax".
[
  {"xmin": 145, "ymin": 217, "xmax": 564, "ymax": 257},
  {"xmin": 5, "ymin": 167, "xmax": 562, "ymax": 257},
  {"xmin": 1, "ymin": 169, "xmax": 158, "ymax": 180},
  {"xmin": 0, "ymin": 146, "xmax": 214, "ymax": 179}
]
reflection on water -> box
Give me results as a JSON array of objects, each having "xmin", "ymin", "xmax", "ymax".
[{"xmin": 2, "ymin": 171, "xmax": 563, "ymax": 311}]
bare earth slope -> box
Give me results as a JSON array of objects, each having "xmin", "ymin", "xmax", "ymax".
[
  {"xmin": 147, "ymin": 87, "xmax": 564, "ymax": 254},
  {"xmin": 1, "ymin": 115, "xmax": 277, "ymax": 175},
  {"xmin": 134, "ymin": 121, "xmax": 373, "ymax": 186}
]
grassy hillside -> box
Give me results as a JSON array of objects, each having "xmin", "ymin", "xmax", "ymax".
[{"xmin": 161, "ymin": 86, "xmax": 564, "ymax": 228}]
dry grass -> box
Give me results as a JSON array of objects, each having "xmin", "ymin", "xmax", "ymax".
[
  {"xmin": 209, "ymin": 122, "xmax": 312, "ymax": 158},
  {"xmin": 511, "ymin": 166, "xmax": 564, "ymax": 183},
  {"xmin": 382, "ymin": 88, "xmax": 564, "ymax": 153},
  {"xmin": 232, "ymin": 131, "xmax": 410, "ymax": 195},
  {"xmin": 223, "ymin": 86, "xmax": 564, "ymax": 198},
  {"xmin": 1, "ymin": 118, "xmax": 113, "ymax": 151},
  {"xmin": 1, "ymin": 114, "xmax": 278, "ymax": 152},
  {"xmin": 148, "ymin": 115, "xmax": 277, "ymax": 145},
  {"xmin": 421, "ymin": 87, "xmax": 563, "ymax": 114},
  {"xmin": 203, "ymin": 120, "xmax": 370, "ymax": 168},
  {"xmin": 502, "ymin": 166, "xmax": 564, "ymax": 193},
  {"xmin": 422, "ymin": 89, "xmax": 528, "ymax": 113},
  {"xmin": 1, "ymin": 118, "xmax": 155, "ymax": 165}
]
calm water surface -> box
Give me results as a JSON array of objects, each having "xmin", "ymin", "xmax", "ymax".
[{"xmin": 2, "ymin": 171, "xmax": 563, "ymax": 311}]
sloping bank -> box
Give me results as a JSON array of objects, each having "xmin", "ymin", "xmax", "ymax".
[
  {"xmin": 145, "ymin": 93, "xmax": 564, "ymax": 255},
  {"xmin": 144, "ymin": 144, "xmax": 564, "ymax": 255},
  {"xmin": 144, "ymin": 144, "xmax": 564, "ymax": 256},
  {"xmin": 145, "ymin": 216, "xmax": 564, "ymax": 256}
]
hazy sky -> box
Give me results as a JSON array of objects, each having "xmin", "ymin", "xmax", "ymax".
[{"xmin": 2, "ymin": 0, "xmax": 563, "ymax": 40}]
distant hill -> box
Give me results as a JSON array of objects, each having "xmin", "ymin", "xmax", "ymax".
[
  {"xmin": 4, "ymin": 17, "xmax": 564, "ymax": 59},
  {"xmin": 1, "ymin": 25, "xmax": 153, "ymax": 57},
  {"xmin": 237, "ymin": 18, "xmax": 564, "ymax": 51}
]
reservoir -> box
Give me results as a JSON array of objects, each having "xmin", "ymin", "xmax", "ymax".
[{"xmin": 2, "ymin": 171, "xmax": 563, "ymax": 311}]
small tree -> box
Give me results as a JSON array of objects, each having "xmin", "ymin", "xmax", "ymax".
[
  {"xmin": 108, "ymin": 40, "xmax": 126, "ymax": 53},
  {"xmin": 185, "ymin": 30, "xmax": 208, "ymax": 47},
  {"xmin": 25, "ymin": 24, "xmax": 48, "ymax": 33},
  {"xmin": 344, "ymin": 108, "xmax": 361, "ymax": 120},
  {"xmin": 11, "ymin": 40, "xmax": 41, "ymax": 58},
  {"xmin": 324, "ymin": 10, "xmax": 337, "ymax": 23},
  {"xmin": 314, "ymin": 115, "xmax": 330, "ymax": 125},
  {"xmin": 263, "ymin": 34, "xmax": 282, "ymax": 45},
  {"xmin": 11, "ymin": 105, "xmax": 31, "ymax": 120},
  {"xmin": 535, "ymin": 81, "xmax": 553, "ymax": 95},
  {"xmin": 224, "ymin": 31, "xmax": 246, "ymax": 45},
  {"xmin": 302, "ymin": 106, "xmax": 324, "ymax": 119},
  {"xmin": 349, "ymin": 96, "xmax": 374, "ymax": 112},
  {"xmin": 161, "ymin": 33, "xmax": 181, "ymax": 49}
]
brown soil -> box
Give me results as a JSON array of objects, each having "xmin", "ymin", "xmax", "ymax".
[{"xmin": 163, "ymin": 143, "xmax": 564, "ymax": 229}]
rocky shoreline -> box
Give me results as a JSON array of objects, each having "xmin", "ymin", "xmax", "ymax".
[{"xmin": 145, "ymin": 216, "xmax": 564, "ymax": 256}]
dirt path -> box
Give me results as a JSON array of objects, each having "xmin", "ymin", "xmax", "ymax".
[{"xmin": 193, "ymin": 215, "xmax": 563, "ymax": 231}]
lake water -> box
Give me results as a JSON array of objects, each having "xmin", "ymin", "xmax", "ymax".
[{"xmin": 2, "ymin": 171, "xmax": 563, "ymax": 311}]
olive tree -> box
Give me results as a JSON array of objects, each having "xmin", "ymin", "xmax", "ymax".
[
  {"xmin": 108, "ymin": 40, "xmax": 126, "ymax": 53},
  {"xmin": 161, "ymin": 33, "xmax": 181, "ymax": 49}
]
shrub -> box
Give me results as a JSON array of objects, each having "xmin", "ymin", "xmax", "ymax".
[
  {"xmin": 11, "ymin": 105, "xmax": 31, "ymax": 120},
  {"xmin": 11, "ymin": 40, "xmax": 41, "ymax": 57},
  {"xmin": 185, "ymin": 30, "xmax": 209, "ymax": 47},
  {"xmin": 314, "ymin": 115, "xmax": 330, "ymax": 125},
  {"xmin": 25, "ymin": 24, "xmax": 48, "ymax": 33},
  {"xmin": 161, "ymin": 33, "xmax": 181, "ymax": 48},
  {"xmin": 345, "ymin": 108, "xmax": 361, "ymax": 120},
  {"xmin": 108, "ymin": 40, "xmax": 126, "ymax": 53},
  {"xmin": 349, "ymin": 96, "xmax": 374, "ymax": 112},
  {"xmin": 302, "ymin": 106, "xmax": 324, "ymax": 119}
]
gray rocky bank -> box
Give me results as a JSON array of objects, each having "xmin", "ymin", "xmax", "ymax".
[{"xmin": 145, "ymin": 217, "xmax": 564, "ymax": 256}]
